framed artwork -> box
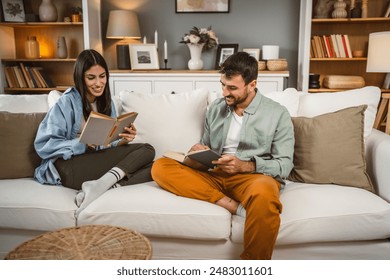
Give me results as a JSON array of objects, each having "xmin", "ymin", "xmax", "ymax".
[
  {"xmin": 129, "ymin": 44, "xmax": 160, "ymax": 70},
  {"xmin": 1, "ymin": 0, "xmax": 25, "ymax": 22},
  {"xmin": 243, "ymin": 48, "xmax": 260, "ymax": 61},
  {"xmin": 176, "ymin": 0, "xmax": 230, "ymax": 13},
  {"xmin": 215, "ymin": 43, "xmax": 239, "ymax": 69}
]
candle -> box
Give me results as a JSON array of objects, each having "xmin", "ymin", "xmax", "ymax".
[
  {"xmin": 154, "ymin": 30, "xmax": 158, "ymax": 47},
  {"xmin": 143, "ymin": 36, "xmax": 147, "ymax": 44},
  {"xmin": 164, "ymin": 40, "xmax": 168, "ymax": 60}
]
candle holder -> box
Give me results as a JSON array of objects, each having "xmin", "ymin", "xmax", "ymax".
[{"xmin": 161, "ymin": 59, "xmax": 171, "ymax": 70}]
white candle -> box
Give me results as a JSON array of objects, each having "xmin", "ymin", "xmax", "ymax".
[
  {"xmin": 154, "ymin": 30, "xmax": 158, "ymax": 47},
  {"xmin": 143, "ymin": 36, "xmax": 147, "ymax": 44},
  {"xmin": 164, "ymin": 40, "xmax": 168, "ymax": 60}
]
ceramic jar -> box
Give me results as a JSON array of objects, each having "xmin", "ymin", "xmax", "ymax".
[
  {"xmin": 25, "ymin": 36, "xmax": 40, "ymax": 59},
  {"xmin": 56, "ymin": 36, "xmax": 67, "ymax": 59},
  {"xmin": 39, "ymin": 0, "xmax": 58, "ymax": 22},
  {"xmin": 332, "ymin": 0, "xmax": 347, "ymax": 19}
]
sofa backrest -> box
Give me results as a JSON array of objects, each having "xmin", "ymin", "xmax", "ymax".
[{"xmin": 0, "ymin": 94, "xmax": 49, "ymax": 113}]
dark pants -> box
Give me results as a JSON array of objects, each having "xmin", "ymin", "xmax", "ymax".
[{"xmin": 54, "ymin": 143, "xmax": 155, "ymax": 190}]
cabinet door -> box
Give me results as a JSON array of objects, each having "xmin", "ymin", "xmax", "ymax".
[
  {"xmin": 154, "ymin": 81, "xmax": 193, "ymax": 94},
  {"xmin": 112, "ymin": 80, "xmax": 152, "ymax": 95},
  {"xmin": 257, "ymin": 77, "xmax": 285, "ymax": 93},
  {"xmin": 195, "ymin": 81, "xmax": 222, "ymax": 94}
]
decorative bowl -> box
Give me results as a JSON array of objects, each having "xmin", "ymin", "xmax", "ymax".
[
  {"xmin": 258, "ymin": 60, "xmax": 266, "ymax": 71},
  {"xmin": 266, "ymin": 59, "xmax": 288, "ymax": 71}
]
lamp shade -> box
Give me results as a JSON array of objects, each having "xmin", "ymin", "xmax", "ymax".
[
  {"xmin": 106, "ymin": 10, "xmax": 141, "ymax": 39},
  {"xmin": 366, "ymin": 31, "xmax": 390, "ymax": 73}
]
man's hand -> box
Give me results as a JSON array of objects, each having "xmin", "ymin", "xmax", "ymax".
[
  {"xmin": 189, "ymin": 143, "xmax": 210, "ymax": 152},
  {"xmin": 212, "ymin": 154, "xmax": 255, "ymax": 174}
]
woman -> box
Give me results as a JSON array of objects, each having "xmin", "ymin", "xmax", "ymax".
[{"xmin": 34, "ymin": 49, "xmax": 155, "ymax": 214}]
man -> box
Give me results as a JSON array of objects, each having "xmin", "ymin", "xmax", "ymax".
[{"xmin": 151, "ymin": 52, "xmax": 294, "ymax": 259}]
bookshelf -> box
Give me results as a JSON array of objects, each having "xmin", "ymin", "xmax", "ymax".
[
  {"xmin": 0, "ymin": 0, "xmax": 102, "ymax": 94},
  {"xmin": 298, "ymin": 0, "xmax": 390, "ymax": 92}
]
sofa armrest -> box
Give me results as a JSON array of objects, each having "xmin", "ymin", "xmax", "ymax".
[{"xmin": 365, "ymin": 129, "xmax": 390, "ymax": 202}]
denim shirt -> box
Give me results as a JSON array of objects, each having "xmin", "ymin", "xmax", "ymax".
[
  {"xmin": 201, "ymin": 90, "xmax": 294, "ymax": 183},
  {"xmin": 34, "ymin": 88, "xmax": 117, "ymax": 185}
]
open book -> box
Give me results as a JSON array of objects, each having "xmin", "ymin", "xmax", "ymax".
[
  {"xmin": 163, "ymin": 149, "xmax": 221, "ymax": 171},
  {"xmin": 79, "ymin": 111, "xmax": 138, "ymax": 146}
]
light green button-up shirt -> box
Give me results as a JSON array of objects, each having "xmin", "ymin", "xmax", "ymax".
[{"xmin": 201, "ymin": 90, "xmax": 295, "ymax": 183}]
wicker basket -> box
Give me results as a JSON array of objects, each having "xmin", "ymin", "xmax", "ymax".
[
  {"xmin": 266, "ymin": 59, "xmax": 288, "ymax": 71},
  {"xmin": 4, "ymin": 225, "xmax": 152, "ymax": 260},
  {"xmin": 258, "ymin": 60, "xmax": 266, "ymax": 71}
]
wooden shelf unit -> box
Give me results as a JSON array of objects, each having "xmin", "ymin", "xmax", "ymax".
[
  {"xmin": 0, "ymin": 0, "xmax": 102, "ymax": 94},
  {"xmin": 298, "ymin": 0, "xmax": 390, "ymax": 92}
]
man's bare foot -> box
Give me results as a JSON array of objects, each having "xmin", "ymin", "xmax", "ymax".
[{"xmin": 216, "ymin": 196, "xmax": 239, "ymax": 214}]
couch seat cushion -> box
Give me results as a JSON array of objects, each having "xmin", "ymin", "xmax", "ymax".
[
  {"xmin": 77, "ymin": 181, "xmax": 232, "ymax": 241},
  {"xmin": 0, "ymin": 179, "xmax": 77, "ymax": 231},
  {"xmin": 231, "ymin": 182, "xmax": 390, "ymax": 245}
]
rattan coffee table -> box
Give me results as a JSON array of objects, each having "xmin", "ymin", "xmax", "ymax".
[{"xmin": 4, "ymin": 225, "xmax": 152, "ymax": 260}]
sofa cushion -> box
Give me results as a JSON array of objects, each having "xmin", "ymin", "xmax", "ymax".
[
  {"xmin": 297, "ymin": 86, "xmax": 381, "ymax": 140},
  {"xmin": 0, "ymin": 94, "xmax": 49, "ymax": 113},
  {"xmin": 0, "ymin": 179, "xmax": 77, "ymax": 231},
  {"xmin": 288, "ymin": 105, "xmax": 373, "ymax": 192},
  {"xmin": 231, "ymin": 182, "xmax": 390, "ymax": 245},
  {"xmin": 0, "ymin": 112, "xmax": 46, "ymax": 179},
  {"xmin": 77, "ymin": 181, "xmax": 232, "ymax": 241},
  {"xmin": 120, "ymin": 88, "xmax": 209, "ymax": 159}
]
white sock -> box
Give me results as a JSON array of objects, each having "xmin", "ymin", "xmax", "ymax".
[
  {"xmin": 75, "ymin": 167, "xmax": 125, "ymax": 216},
  {"xmin": 236, "ymin": 203, "xmax": 246, "ymax": 218}
]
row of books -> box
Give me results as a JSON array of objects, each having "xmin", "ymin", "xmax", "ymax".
[
  {"xmin": 310, "ymin": 34, "xmax": 353, "ymax": 59},
  {"xmin": 4, "ymin": 63, "xmax": 54, "ymax": 89}
]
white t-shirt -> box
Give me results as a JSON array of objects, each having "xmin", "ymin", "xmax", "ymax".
[{"xmin": 222, "ymin": 111, "xmax": 243, "ymax": 155}]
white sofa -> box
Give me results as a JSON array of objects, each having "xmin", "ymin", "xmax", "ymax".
[{"xmin": 1, "ymin": 86, "xmax": 390, "ymax": 260}]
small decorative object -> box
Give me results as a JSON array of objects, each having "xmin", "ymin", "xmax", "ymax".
[
  {"xmin": 361, "ymin": 0, "xmax": 368, "ymax": 18},
  {"xmin": 64, "ymin": 16, "xmax": 71, "ymax": 22},
  {"xmin": 350, "ymin": 0, "xmax": 362, "ymax": 18},
  {"xmin": 180, "ymin": 26, "xmax": 218, "ymax": 70},
  {"xmin": 56, "ymin": 36, "xmax": 67, "ymax": 59},
  {"xmin": 39, "ymin": 0, "xmax": 58, "ymax": 22},
  {"xmin": 322, "ymin": 75, "xmax": 365, "ymax": 89},
  {"xmin": 262, "ymin": 45, "xmax": 279, "ymax": 60},
  {"xmin": 332, "ymin": 0, "xmax": 347, "ymax": 18},
  {"xmin": 314, "ymin": 0, "xmax": 335, "ymax": 18},
  {"xmin": 243, "ymin": 48, "xmax": 260, "ymax": 61},
  {"xmin": 352, "ymin": 50, "xmax": 364, "ymax": 57},
  {"xmin": 266, "ymin": 59, "xmax": 288, "ymax": 71},
  {"xmin": 24, "ymin": 36, "xmax": 40, "ymax": 59},
  {"xmin": 1, "ymin": 0, "xmax": 26, "ymax": 22},
  {"xmin": 309, "ymin": 73, "xmax": 321, "ymax": 89},
  {"xmin": 70, "ymin": 6, "xmax": 82, "ymax": 22}
]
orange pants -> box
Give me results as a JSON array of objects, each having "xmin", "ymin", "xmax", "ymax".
[{"xmin": 151, "ymin": 158, "xmax": 282, "ymax": 260}]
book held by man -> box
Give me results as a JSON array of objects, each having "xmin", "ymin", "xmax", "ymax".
[
  {"xmin": 79, "ymin": 111, "xmax": 138, "ymax": 146},
  {"xmin": 163, "ymin": 149, "xmax": 221, "ymax": 171}
]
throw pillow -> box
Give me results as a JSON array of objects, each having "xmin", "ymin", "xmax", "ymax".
[
  {"xmin": 288, "ymin": 105, "xmax": 374, "ymax": 192},
  {"xmin": 0, "ymin": 112, "xmax": 46, "ymax": 179},
  {"xmin": 297, "ymin": 86, "xmax": 381, "ymax": 140},
  {"xmin": 119, "ymin": 88, "xmax": 209, "ymax": 159}
]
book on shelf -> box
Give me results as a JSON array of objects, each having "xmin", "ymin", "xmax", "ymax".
[
  {"xmin": 79, "ymin": 111, "xmax": 138, "ymax": 146},
  {"xmin": 19, "ymin": 63, "xmax": 33, "ymax": 88},
  {"xmin": 4, "ymin": 67, "xmax": 16, "ymax": 88},
  {"xmin": 12, "ymin": 66, "xmax": 27, "ymax": 88},
  {"xmin": 311, "ymin": 34, "xmax": 353, "ymax": 59},
  {"xmin": 163, "ymin": 149, "xmax": 221, "ymax": 171},
  {"xmin": 30, "ymin": 67, "xmax": 45, "ymax": 88},
  {"xmin": 38, "ymin": 68, "xmax": 55, "ymax": 88}
]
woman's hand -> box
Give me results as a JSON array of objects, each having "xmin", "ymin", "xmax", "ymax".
[{"xmin": 118, "ymin": 123, "xmax": 137, "ymax": 145}]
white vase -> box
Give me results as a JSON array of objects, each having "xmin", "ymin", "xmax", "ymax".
[
  {"xmin": 39, "ymin": 0, "xmax": 58, "ymax": 22},
  {"xmin": 187, "ymin": 43, "xmax": 204, "ymax": 70},
  {"xmin": 56, "ymin": 36, "xmax": 67, "ymax": 58}
]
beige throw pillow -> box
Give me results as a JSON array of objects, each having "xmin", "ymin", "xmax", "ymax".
[
  {"xmin": 0, "ymin": 112, "xmax": 46, "ymax": 179},
  {"xmin": 288, "ymin": 105, "xmax": 374, "ymax": 192}
]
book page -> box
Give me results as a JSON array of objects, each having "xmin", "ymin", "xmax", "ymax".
[{"xmin": 79, "ymin": 116, "xmax": 115, "ymax": 145}]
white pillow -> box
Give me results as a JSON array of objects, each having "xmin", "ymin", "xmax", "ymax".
[
  {"xmin": 48, "ymin": 90, "xmax": 63, "ymax": 108},
  {"xmin": 297, "ymin": 86, "xmax": 381, "ymax": 140},
  {"xmin": 120, "ymin": 88, "xmax": 209, "ymax": 159},
  {"xmin": 0, "ymin": 94, "xmax": 49, "ymax": 113},
  {"xmin": 262, "ymin": 88, "xmax": 304, "ymax": 117}
]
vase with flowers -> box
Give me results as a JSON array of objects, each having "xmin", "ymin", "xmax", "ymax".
[{"xmin": 180, "ymin": 26, "xmax": 218, "ymax": 70}]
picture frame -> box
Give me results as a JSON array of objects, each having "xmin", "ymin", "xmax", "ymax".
[
  {"xmin": 215, "ymin": 43, "xmax": 239, "ymax": 69},
  {"xmin": 129, "ymin": 44, "xmax": 160, "ymax": 70},
  {"xmin": 176, "ymin": 0, "xmax": 230, "ymax": 13},
  {"xmin": 1, "ymin": 0, "xmax": 25, "ymax": 22},
  {"xmin": 243, "ymin": 48, "xmax": 260, "ymax": 61}
]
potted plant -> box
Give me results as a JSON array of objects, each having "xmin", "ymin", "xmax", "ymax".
[{"xmin": 70, "ymin": 6, "xmax": 82, "ymax": 22}]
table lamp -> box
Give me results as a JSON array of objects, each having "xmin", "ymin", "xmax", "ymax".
[
  {"xmin": 366, "ymin": 31, "xmax": 390, "ymax": 89},
  {"xmin": 106, "ymin": 10, "xmax": 141, "ymax": 69}
]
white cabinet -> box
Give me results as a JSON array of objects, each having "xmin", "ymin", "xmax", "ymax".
[{"xmin": 109, "ymin": 70, "xmax": 289, "ymax": 96}]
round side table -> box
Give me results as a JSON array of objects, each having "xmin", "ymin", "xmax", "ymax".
[{"xmin": 4, "ymin": 225, "xmax": 152, "ymax": 260}]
